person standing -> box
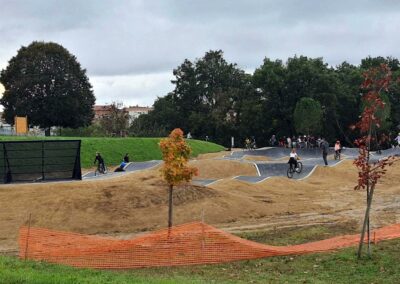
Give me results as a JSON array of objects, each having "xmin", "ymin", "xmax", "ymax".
[
  {"xmin": 286, "ymin": 136, "xmax": 291, "ymax": 148},
  {"xmin": 321, "ymin": 138, "xmax": 329, "ymax": 166},
  {"xmin": 395, "ymin": 133, "xmax": 400, "ymax": 148},
  {"xmin": 270, "ymin": 134, "xmax": 276, "ymax": 146}
]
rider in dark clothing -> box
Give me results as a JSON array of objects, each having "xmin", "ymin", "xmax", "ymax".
[
  {"xmin": 94, "ymin": 152, "xmax": 105, "ymax": 171},
  {"xmin": 321, "ymin": 139, "xmax": 329, "ymax": 166},
  {"xmin": 123, "ymin": 153, "xmax": 129, "ymax": 163}
]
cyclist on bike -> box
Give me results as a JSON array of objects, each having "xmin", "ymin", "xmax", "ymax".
[
  {"xmin": 288, "ymin": 148, "xmax": 299, "ymax": 170},
  {"xmin": 94, "ymin": 152, "xmax": 105, "ymax": 173},
  {"xmin": 334, "ymin": 140, "xmax": 341, "ymax": 158}
]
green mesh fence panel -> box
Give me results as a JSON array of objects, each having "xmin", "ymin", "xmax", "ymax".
[{"xmin": 1, "ymin": 140, "xmax": 81, "ymax": 183}]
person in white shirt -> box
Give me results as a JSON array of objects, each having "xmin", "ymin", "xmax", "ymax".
[
  {"xmin": 395, "ymin": 133, "xmax": 400, "ymax": 147},
  {"xmin": 287, "ymin": 137, "xmax": 291, "ymax": 148},
  {"xmin": 288, "ymin": 148, "xmax": 299, "ymax": 170}
]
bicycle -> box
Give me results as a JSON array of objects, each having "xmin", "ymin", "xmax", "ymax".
[
  {"xmin": 334, "ymin": 150, "xmax": 341, "ymax": 160},
  {"xmin": 95, "ymin": 163, "xmax": 108, "ymax": 176},
  {"xmin": 287, "ymin": 161, "xmax": 303, "ymax": 178}
]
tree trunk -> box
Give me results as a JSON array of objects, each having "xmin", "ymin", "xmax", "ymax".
[
  {"xmin": 358, "ymin": 124, "xmax": 374, "ymax": 258},
  {"xmin": 168, "ymin": 184, "xmax": 173, "ymax": 228},
  {"xmin": 357, "ymin": 183, "xmax": 376, "ymax": 259}
]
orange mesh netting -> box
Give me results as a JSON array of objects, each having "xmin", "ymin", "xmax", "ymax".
[{"xmin": 19, "ymin": 222, "xmax": 400, "ymax": 269}]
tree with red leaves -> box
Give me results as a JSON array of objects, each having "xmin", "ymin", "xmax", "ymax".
[
  {"xmin": 159, "ymin": 128, "xmax": 198, "ymax": 228},
  {"xmin": 353, "ymin": 64, "xmax": 400, "ymax": 258}
]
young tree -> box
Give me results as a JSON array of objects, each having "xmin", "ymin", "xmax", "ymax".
[
  {"xmin": 159, "ymin": 128, "xmax": 198, "ymax": 228},
  {"xmin": 353, "ymin": 64, "xmax": 400, "ymax": 258},
  {"xmin": 0, "ymin": 41, "xmax": 95, "ymax": 133},
  {"xmin": 293, "ymin": 97, "xmax": 323, "ymax": 135}
]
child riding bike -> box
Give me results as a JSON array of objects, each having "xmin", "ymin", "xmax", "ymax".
[
  {"xmin": 288, "ymin": 148, "xmax": 300, "ymax": 170},
  {"xmin": 334, "ymin": 140, "xmax": 341, "ymax": 160}
]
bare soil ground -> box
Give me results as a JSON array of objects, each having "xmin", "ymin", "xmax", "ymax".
[
  {"xmin": 243, "ymin": 155, "xmax": 271, "ymax": 161},
  {"xmin": 189, "ymin": 159, "xmax": 257, "ymax": 179},
  {"xmin": 1, "ymin": 156, "xmax": 399, "ymax": 254}
]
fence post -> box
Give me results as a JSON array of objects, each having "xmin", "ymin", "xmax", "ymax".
[
  {"xmin": 24, "ymin": 213, "xmax": 32, "ymax": 260},
  {"xmin": 2, "ymin": 143, "xmax": 5, "ymax": 183},
  {"xmin": 41, "ymin": 141, "xmax": 45, "ymax": 181}
]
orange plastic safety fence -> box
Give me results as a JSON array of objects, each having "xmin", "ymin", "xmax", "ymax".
[{"xmin": 18, "ymin": 222, "xmax": 400, "ymax": 269}]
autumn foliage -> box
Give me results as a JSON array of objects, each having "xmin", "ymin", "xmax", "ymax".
[
  {"xmin": 353, "ymin": 64, "xmax": 400, "ymax": 258},
  {"xmin": 159, "ymin": 128, "xmax": 198, "ymax": 228},
  {"xmin": 159, "ymin": 128, "xmax": 198, "ymax": 186},
  {"xmin": 353, "ymin": 64, "xmax": 398, "ymax": 191}
]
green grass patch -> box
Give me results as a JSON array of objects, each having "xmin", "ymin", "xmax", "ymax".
[
  {"xmin": 2, "ymin": 224, "xmax": 400, "ymax": 283},
  {"xmin": 0, "ymin": 136, "xmax": 224, "ymax": 168},
  {"xmin": 235, "ymin": 221, "xmax": 358, "ymax": 246}
]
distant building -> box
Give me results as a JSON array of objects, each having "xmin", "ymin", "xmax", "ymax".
[
  {"xmin": 93, "ymin": 104, "xmax": 153, "ymax": 124},
  {"xmin": 93, "ymin": 105, "xmax": 114, "ymax": 121},
  {"xmin": 123, "ymin": 105, "xmax": 153, "ymax": 123}
]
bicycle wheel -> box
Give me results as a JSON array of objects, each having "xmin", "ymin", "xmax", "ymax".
[
  {"xmin": 287, "ymin": 167, "xmax": 294, "ymax": 178},
  {"xmin": 295, "ymin": 162, "xmax": 303, "ymax": 173},
  {"xmin": 103, "ymin": 165, "xmax": 108, "ymax": 174}
]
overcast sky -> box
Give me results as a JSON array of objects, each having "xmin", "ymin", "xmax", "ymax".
[{"xmin": 1, "ymin": 0, "xmax": 400, "ymax": 107}]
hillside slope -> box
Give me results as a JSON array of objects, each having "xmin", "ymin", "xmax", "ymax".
[{"xmin": 0, "ymin": 136, "xmax": 224, "ymax": 168}]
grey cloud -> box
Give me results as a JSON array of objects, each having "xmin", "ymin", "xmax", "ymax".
[
  {"xmin": 1, "ymin": 0, "xmax": 400, "ymax": 76},
  {"xmin": 1, "ymin": 0, "xmax": 400, "ymax": 106}
]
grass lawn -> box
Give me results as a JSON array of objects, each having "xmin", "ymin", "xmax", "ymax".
[
  {"xmin": 1, "ymin": 224, "xmax": 400, "ymax": 283},
  {"xmin": 0, "ymin": 136, "xmax": 224, "ymax": 168}
]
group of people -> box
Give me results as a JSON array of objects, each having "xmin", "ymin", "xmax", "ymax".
[
  {"xmin": 287, "ymin": 138, "xmax": 334, "ymax": 169},
  {"xmin": 270, "ymin": 134, "xmax": 328, "ymax": 149},
  {"xmin": 94, "ymin": 152, "xmax": 130, "ymax": 173}
]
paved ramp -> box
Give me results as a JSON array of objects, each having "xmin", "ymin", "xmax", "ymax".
[
  {"xmin": 83, "ymin": 161, "xmax": 161, "ymax": 180},
  {"xmin": 230, "ymin": 147, "xmax": 335, "ymax": 160},
  {"xmin": 230, "ymin": 148, "xmax": 345, "ymax": 184},
  {"xmin": 372, "ymin": 147, "xmax": 400, "ymax": 157}
]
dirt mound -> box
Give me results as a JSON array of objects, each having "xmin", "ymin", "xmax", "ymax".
[
  {"xmin": 195, "ymin": 151, "xmax": 230, "ymax": 160},
  {"xmin": 1, "ymin": 159, "xmax": 400, "ymax": 254},
  {"xmin": 190, "ymin": 159, "xmax": 257, "ymax": 179},
  {"xmin": 243, "ymin": 155, "xmax": 271, "ymax": 161}
]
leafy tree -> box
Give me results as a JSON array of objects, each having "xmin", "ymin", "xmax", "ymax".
[
  {"xmin": 0, "ymin": 41, "xmax": 95, "ymax": 132},
  {"xmin": 253, "ymin": 56, "xmax": 340, "ymax": 140},
  {"xmin": 159, "ymin": 128, "xmax": 198, "ymax": 228},
  {"xmin": 333, "ymin": 62, "xmax": 363, "ymax": 145},
  {"xmin": 139, "ymin": 50, "xmax": 253, "ymax": 145},
  {"xmin": 129, "ymin": 95, "xmax": 178, "ymax": 137},
  {"xmin": 99, "ymin": 102, "xmax": 129, "ymax": 136},
  {"xmin": 293, "ymin": 97, "xmax": 322, "ymax": 135},
  {"xmin": 360, "ymin": 57, "xmax": 400, "ymax": 135},
  {"xmin": 353, "ymin": 64, "xmax": 400, "ymax": 258},
  {"xmin": 129, "ymin": 51, "xmax": 400, "ymax": 149}
]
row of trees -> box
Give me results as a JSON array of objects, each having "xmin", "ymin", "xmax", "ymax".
[
  {"xmin": 131, "ymin": 51, "xmax": 400, "ymax": 147},
  {"xmin": 1, "ymin": 42, "xmax": 399, "ymax": 144}
]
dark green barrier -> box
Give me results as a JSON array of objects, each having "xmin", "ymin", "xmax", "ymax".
[{"xmin": 0, "ymin": 140, "xmax": 81, "ymax": 183}]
